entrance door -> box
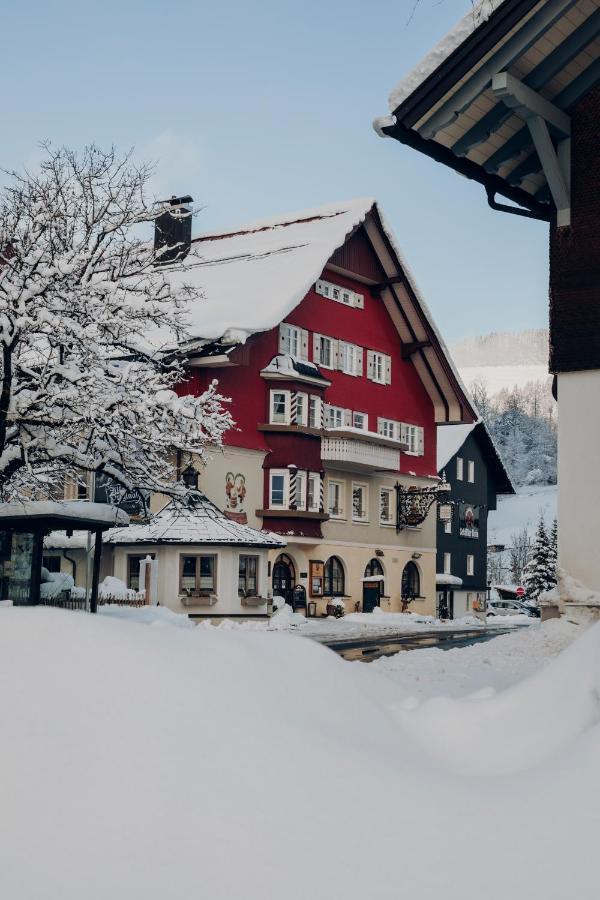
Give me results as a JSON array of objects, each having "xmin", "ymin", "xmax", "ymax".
[
  {"xmin": 363, "ymin": 582, "xmax": 381, "ymax": 614},
  {"xmin": 272, "ymin": 555, "xmax": 294, "ymax": 602}
]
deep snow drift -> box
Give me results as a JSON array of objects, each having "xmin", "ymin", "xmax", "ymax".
[{"xmin": 1, "ymin": 608, "xmax": 599, "ymax": 900}]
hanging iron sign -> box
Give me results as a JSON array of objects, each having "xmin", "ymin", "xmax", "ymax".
[{"xmin": 395, "ymin": 477, "xmax": 450, "ymax": 532}]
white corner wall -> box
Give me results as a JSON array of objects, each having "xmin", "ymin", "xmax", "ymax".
[{"xmin": 557, "ymin": 371, "xmax": 600, "ymax": 592}]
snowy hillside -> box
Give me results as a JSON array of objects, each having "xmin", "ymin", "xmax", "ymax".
[
  {"xmin": 459, "ymin": 363, "xmax": 550, "ymax": 395},
  {"xmin": 0, "ymin": 607, "xmax": 597, "ymax": 900},
  {"xmin": 488, "ymin": 484, "xmax": 557, "ymax": 546},
  {"xmin": 451, "ymin": 329, "xmax": 548, "ymax": 367}
]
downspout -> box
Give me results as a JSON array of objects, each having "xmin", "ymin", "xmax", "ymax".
[{"xmin": 62, "ymin": 549, "xmax": 77, "ymax": 582}]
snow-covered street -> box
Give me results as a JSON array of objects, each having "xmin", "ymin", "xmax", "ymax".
[{"xmin": 1, "ymin": 606, "xmax": 597, "ymax": 900}]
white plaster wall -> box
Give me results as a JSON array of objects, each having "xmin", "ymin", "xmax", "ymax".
[
  {"xmin": 111, "ymin": 544, "xmax": 271, "ymax": 615},
  {"xmin": 557, "ymin": 371, "xmax": 600, "ymax": 592}
]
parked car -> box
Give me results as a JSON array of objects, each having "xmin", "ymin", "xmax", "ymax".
[{"xmin": 487, "ymin": 598, "xmax": 540, "ymax": 618}]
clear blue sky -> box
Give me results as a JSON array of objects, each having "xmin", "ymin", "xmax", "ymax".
[{"xmin": 1, "ymin": 0, "xmax": 549, "ymax": 343}]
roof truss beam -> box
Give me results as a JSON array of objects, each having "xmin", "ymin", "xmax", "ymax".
[
  {"xmin": 452, "ymin": 10, "xmax": 600, "ymax": 156},
  {"xmin": 492, "ymin": 71, "xmax": 571, "ymax": 224},
  {"xmin": 418, "ymin": 0, "xmax": 577, "ymax": 140}
]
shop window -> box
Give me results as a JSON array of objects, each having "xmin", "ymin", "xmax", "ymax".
[{"xmin": 324, "ymin": 556, "xmax": 345, "ymax": 596}]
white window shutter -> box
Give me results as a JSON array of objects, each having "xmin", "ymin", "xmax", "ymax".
[
  {"xmin": 355, "ymin": 292, "xmax": 364, "ymax": 309},
  {"xmin": 367, "ymin": 350, "xmax": 375, "ymax": 381},
  {"xmin": 337, "ymin": 340, "xmax": 345, "ymax": 371},
  {"xmin": 279, "ymin": 324, "xmax": 289, "ymax": 355},
  {"xmin": 417, "ymin": 427, "xmax": 424, "ymax": 456},
  {"xmin": 313, "ymin": 333, "xmax": 321, "ymax": 362},
  {"xmin": 300, "ymin": 329, "xmax": 309, "ymax": 361},
  {"xmin": 377, "ymin": 416, "xmax": 384, "ymax": 435},
  {"xmin": 356, "ymin": 347, "xmax": 364, "ymax": 377},
  {"xmin": 344, "ymin": 408, "xmax": 352, "ymax": 427},
  {"xmin": 400, "ymin": 422, "xmax": 409, "ymax": 446},
  {"xmin": 385, "ymin": 355, "xmax": 392, "ymax": 384}
]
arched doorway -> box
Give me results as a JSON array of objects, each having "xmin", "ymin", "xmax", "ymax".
[
  {"xmin": 363, "ymin": 558, "xmax": 384, "ymax": 613},
  {"xmin": 272, "ymin": 553, "xmax": 295, "ymax": 602},
  {"xmin": 323, "ymin": 556, "xmax": 345, "ymax": 596},
  {"xmin": 401, "ymin": 561, "xmax": 421, "ymax": 611}
]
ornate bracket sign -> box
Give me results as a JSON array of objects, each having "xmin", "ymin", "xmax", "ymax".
[{"xmin": 395, "ymin": 476, "xmax": 451, "ymax": 532}]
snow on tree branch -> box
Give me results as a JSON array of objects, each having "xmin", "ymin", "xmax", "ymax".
[{"xmin": 0, "ymin": 144, "xmax": 233, "ymax": 501}]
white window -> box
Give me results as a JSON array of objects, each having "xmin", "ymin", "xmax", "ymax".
[
  {"xmin": 327, "ymin": 480, "xmax": 345, "ymax": 518},
  {"xmin": 316, "ymin": 278, "xmax": 364, "ymax": 309},
  {"xmin": 338, "ymin": 341, "xmax": 362, "ymax": 376},
  {"xmin": 444, "ymin": 518, "xmax": 452, "ymax": 534},
  {"xmin": 352, "ymin": 483, "xmax": 368, "ymax": 522},
  {"xmin": 269, "ymin": 470, "xmax": 289, "ymax": 508},
  {"xmin": 313, "ymin": 333, "xmax": 336, "ymax": 370},
  {"xmin": 467, "ymin": 555, "xmax": 474, "ymax": 576},
  {"xmin": 367, "ymin": 350, "xmax": 391, "ymax": 384},
  {"xmin": 401, "ymin": 423, "xmax": 424, "ymax": 455},
  {"xmin": 308, "ymin": 395, "xmax": 322, "ymax": 429},
  {"xmin": 378, "ymin": 417, "xmax": 399, "ymax": 440},
  {"xmin": 295, "ymin": 392, "xmax": 308, "ymax": 426},
  {"xmin": 307, "ymin": 473, "xmax": 321, "ymax": 512},
  {"xmin": 353, "ymin": 411, "xmax": 368, "ymax": 430},
  {"xmin": 270, "ymin": 390, "xmax": 290, "ymax": 425},
  {"xmin": 325, "ymin": 404, "xmax": 346, "ymax": 429},
  {"xmin": 456, "ymin": 457, "xmax": 464, "ymax": 480},
  {"xmin": 467, "ymin": 460, "xmax": 475, "ymax": 483},
  {"xmin": 279, "ymin": 323, "xmax": 308, "ymax": 360},
  {"xmin": 444, "ymin": 552, "xmax": 452, "ymax": 575},
  {"xmin": 380, "ymin": 487, "xmax": 395, "ymax": 526},
  {"xmin": 294, "ymin": 470, "xmax": 306, "ymax": 511}
]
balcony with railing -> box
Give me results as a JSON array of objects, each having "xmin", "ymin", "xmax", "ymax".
[{"xmin": 321, "ymin": 429, "xmax": 404, "ymax": 472}]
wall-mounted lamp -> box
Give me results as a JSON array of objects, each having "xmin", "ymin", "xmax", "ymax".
[
  {"xmin": 375, "ymin": 548, "xmax": 384, "ymax": 557},
  {"xmin": 412, "ymin": 552, "xmax": 422, "ymax": 560}
]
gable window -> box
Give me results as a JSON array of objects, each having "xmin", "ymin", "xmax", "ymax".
[
  {"xmin": 279, "ymin": 323, "xmax": 307, "ymax": 360},
  {"xmin": 378, "ymin": 417, "xmax": 399, "ymax": 440},
  {"xmin": 353, "ymin": 411, "xmax": 368, "ymax": 430},
  {"xmin": 180, "ymin": 554, "xmax": 216, "ymax": 596},
  {"xmin": 295, "ymin": 392, "xmax": 308, "ymax": 427},
  {"xmin": 467, "ymin": 555, "xmax": 474, "ymax": 577},
  {"xmin": 443, "ymin": 552, "xmax": 452, "ymax": 575},
  {"xmin": 294, "ymin": 470, "xmax": 307, "ymax": 511},
  {"xmin": 307, "ymin": 473, "xmax": 321, "ymax": 512},
  {"xmin": 367, "ymin": 350, "xmax": 391, "ymax": 384},
  {"xmin": 308, "ymin": 395, "xmax": 322, "ymax": 429},
  {"xmin": 269, "ymin": 470, "xmax": 289, "ymax": 508},
  {"xmin": 467, "ymin": 460, "xmax": 475, "ymax": 483},
  {"xmin": 327, "ymin": 479, "xmax": 345, "ymax": 518},
  {"xmin": 270, "ymin": 390, "xmax": 290, "ymax": 425},
  {"xmin": 338, "ymin": 341, "xmax": 362, "ymax": 377},
  {"xmin": 456, "ymin": 457, "xmax": 464, "ymax": 480},
  {"xmin": 316, "ymin": 279, "xmax": 364, "ymax": 310},
  {"xmin": 380, "ymin": 487, "xmax": 395, "ymax": 525},
  {"xmin": 324, "ymin": 556, "xmax": 345, "ymax": 596},
  {"xmin": 352, "ymin": 483, "xmax": 368, "ymax": 522},
  {"xmin": 238, "ymin": 555, "xmax": 259, "ymax": 597}
]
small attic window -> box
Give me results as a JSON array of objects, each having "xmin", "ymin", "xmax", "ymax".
[{"xmin": 316, "ymin": 279, "xmax": 364, "ymax": 310}]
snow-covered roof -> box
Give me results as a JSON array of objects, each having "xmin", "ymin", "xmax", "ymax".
[
  {"xmin": 437, "ymin": 422, "xmax": 478, "ymax": 471},
  {"xmin": 386, "ymin": 0, "xmax": 504, "ymax": 111},
  {"xmin": 164, "ymin": 197, "xmax": 475, "ymax": 424},
  {"xmin": 167, "ymin": 199, "xmax": 375, "ymax": 345},
  {"xmin": 104, "ymin": 494, "xmax": 285, "ymax": 548},
  {"xmin": 0, "ymin": 500, "xmax": 129, "ymax": 528},
  {"xmin": 436, "ymin": 573, "xmax": 463, "ymax": 586},
  {"xmin": 44, "ymin": 531, "xmax": 90, "ymax": 551}
]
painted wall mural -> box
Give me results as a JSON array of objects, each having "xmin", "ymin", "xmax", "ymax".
[{"xmin": 225, "ymin": 472, "xmax": 247, "ymax": 513}]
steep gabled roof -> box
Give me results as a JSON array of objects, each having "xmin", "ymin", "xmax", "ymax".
[
  {"xmin": 165, "ymin": 198, "xmax": 476, "ymax": 424},
  {"xmin": 437, "ymin": 420, "xmax": 515, "ymax": 494},
  {"xmin": 375, "ymin": 0, "xmax": 600, "ymax": 221},
  {"xmin": 104, "ymin": 494, "xmax": 286, "ymax": 547}
]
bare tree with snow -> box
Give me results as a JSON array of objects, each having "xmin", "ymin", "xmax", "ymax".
[{"xmin": 0, "ymin": 144, "xmax": 232, "ymax": 504}]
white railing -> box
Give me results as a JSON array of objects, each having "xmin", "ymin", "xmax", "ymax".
[{"xmin": 321, "ymin": 436, "xmax": 400, "ymax": 471}]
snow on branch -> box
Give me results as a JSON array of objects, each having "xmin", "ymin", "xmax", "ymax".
[{"xmin": 0, "ymin": 144, "xmax": 233, "ymax": 501}]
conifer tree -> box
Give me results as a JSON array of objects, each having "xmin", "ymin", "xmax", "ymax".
[{"xmin": 523, "ymin": 515, "xmax": 555, "ymax": 602}]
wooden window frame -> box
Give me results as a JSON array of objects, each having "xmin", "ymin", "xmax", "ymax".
[
  {"xmin": 269, "ymin": 469, "xmax": 289, "ymax": 509},
  {"xmin": 379, "ymin": 486, "xmax": 395, "ymax": 526},
  {"xmin": 352, "ymin": 482, "xmax": 369, "ymax": 523},
  {"xmin": 327, "ymin": 479, "xmax": 345, "ymax": 519},
  {"xmin": 179, "ymin": 553, "xmax": 217, "ymax": 597},
  {"xmin": 238, "ymin": 554, "xmax": 259, "ymax": 598}
]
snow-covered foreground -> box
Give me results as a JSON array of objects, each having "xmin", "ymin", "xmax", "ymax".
[
  {"xmin": 371, "ymin": 617, "xmax": 579, "ymax": 700},
  {"xmin": 1, "ymin": 608, "xmax": 598, "ymax": 900}
]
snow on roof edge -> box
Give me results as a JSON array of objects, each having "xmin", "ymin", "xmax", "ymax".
[{"xmin": 388, "ymin": 0, "xmax": 506, "ymax": 112}]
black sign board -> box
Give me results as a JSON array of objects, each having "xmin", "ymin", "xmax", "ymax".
[{"xmin": 94, "ymin": 474, "xmax": 148, "ymax": 518}]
